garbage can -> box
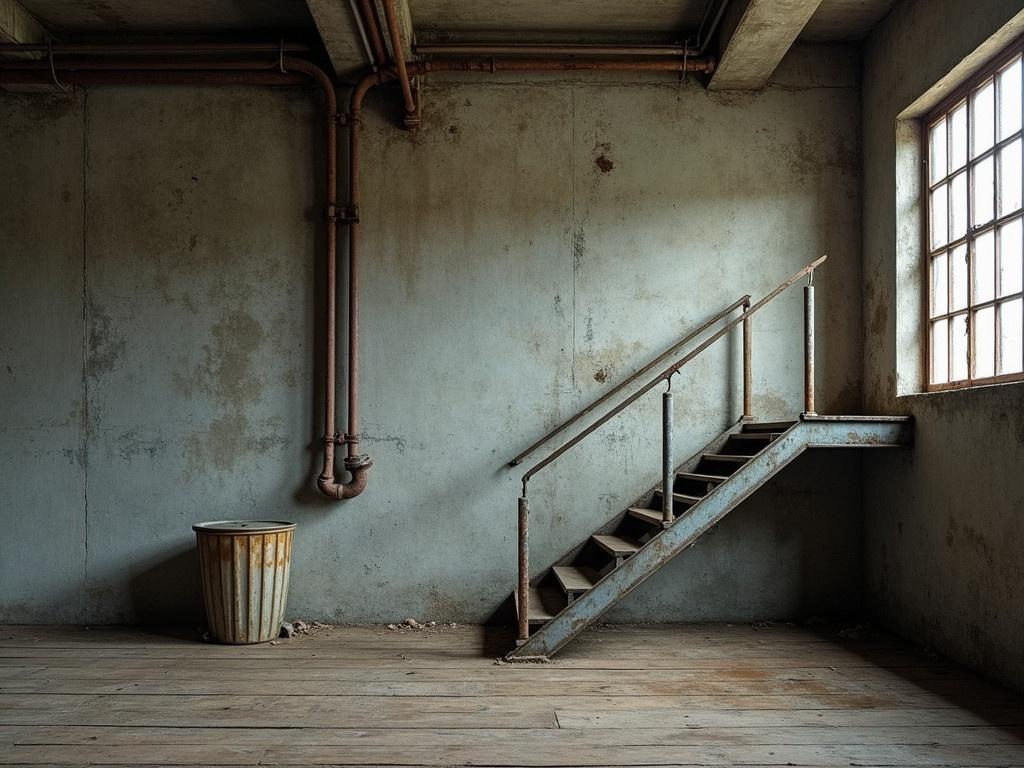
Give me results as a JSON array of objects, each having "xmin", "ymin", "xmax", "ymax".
[{"xmin": 193, "ymin": 520, "xmax": 296, "ymax": 644}]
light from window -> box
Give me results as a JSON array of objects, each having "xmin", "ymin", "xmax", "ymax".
[{"xmin": 927, "ymin": 44, "xmax": 1024, "ymax": 389}]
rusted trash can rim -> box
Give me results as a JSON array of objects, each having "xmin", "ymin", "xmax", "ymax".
[{"xmin": 193, "ymin": 520, "xmax": 296, "ymax": 535}]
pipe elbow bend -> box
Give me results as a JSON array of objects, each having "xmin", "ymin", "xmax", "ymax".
[{"xmin": 318, "ymin": 454, "xmax": 373, "ymax": 500}]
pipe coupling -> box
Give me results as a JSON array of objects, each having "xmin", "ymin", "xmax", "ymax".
[{"xmin": 344, "ymin": 453, "xmax": 372, "ymax": 471}]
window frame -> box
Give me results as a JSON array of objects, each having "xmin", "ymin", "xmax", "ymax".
[{"xmin": 922, "ymin": 35, "xmax": 1024, "ymax": 392}]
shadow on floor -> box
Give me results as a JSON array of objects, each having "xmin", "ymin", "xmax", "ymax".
[{"xmin": 128, "ymin": 544, "xmax": 205, "ymax": 632}]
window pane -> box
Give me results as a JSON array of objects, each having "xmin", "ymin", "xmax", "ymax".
[
  {"xmin": 974, "ymin": 230, "xmax": 996, "ymax": 304},
  {"xmin": 973, "ymin": 155, "xmax": 995, "ymax": 226},
  {"xmin": 973, "ymin": 306, "xmax": 995, "ymax": 378},
  {"xmin": 997, "ymin": 56, "xmax": 1022, "ymax": 141},
  {"xmin": 931, "ymin": 183, "xmax": 949, "ymax": 249},
  {"xmin": 950, "ymin": 171, "xmax": 968, "ymax": 240},
  {"xmin": 951, "ymin": 243, "xmax": 969, "ymax": 311},
  {"xmin": 951, "ymin": 313, "xmax": 969, "ymax": 380},
  {"xmin": 999, "ymin": 217, "xmax": 1023, "ymax": 297},
  {"xmin": 930, "ymin": 118, "xmax": 948, "ymax": 183},
  {"xmin": 998, "ymin": 138, "xmax": 1022, "ymax": 217},
  {"xmin": 998, "ymin": 298, "xmax": 1023, "ymax": 374},
  {"xmin": 951, "ymin": 102, "xmax": 968, "ymax": 171},
  {"xmin": 931, "ymin": 251, "xmax": 948, "ymax": 316},
  {"xmin": 972, "ymin": 79, "xmax": 996, "ymax": 158},
  {"xmin": 932, "ymin": 318, "xmax": 949, "ymax": 384}
]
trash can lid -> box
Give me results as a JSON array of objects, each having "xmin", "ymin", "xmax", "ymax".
[{"xmin": 192, "ymin": 520, "xmax": 296, "ymax": 534}]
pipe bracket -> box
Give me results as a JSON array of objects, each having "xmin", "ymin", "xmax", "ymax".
[
  {"xmin": 327, "ymin": 205, "xmax": 360, "ymax": 223},
  {"xmin": 334, "ymin": 112, "xmax": 361, "ymax": 127},
  {"xmin": 324, "ymin": 432, "xmax": 361, "ymax": 445}
]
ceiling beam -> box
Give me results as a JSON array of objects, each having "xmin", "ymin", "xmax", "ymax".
[
  {"xmin": 0, "ymin": 0, "xmax": 45, "ymax": 46},
  {"xmin": 0, "ymin": 0, "xmax": 52, "ymax": 92},
  {"xmin": 384, "ymin": 0, "xmax": 414, "ymax": 62},
  {"xmin": 708, "ymin": 0, "xmax": 825, "ymax": 91},
  {"xmin": 304, "ymin": 0, "xmax": 371, "ymax": 82}
]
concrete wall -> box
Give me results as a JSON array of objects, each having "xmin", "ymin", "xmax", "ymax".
[
  {"xmin": 862, "ymin": 0, "xmax": 1024, "ymax": 690},
  {"xmin": 0, "ymin": 45, "xmax": 864, "ymax": 625}
]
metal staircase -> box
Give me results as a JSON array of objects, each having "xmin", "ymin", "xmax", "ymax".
[{"xmin": 506, "ymin": 257, "xmax": 913, "ymax": 659}]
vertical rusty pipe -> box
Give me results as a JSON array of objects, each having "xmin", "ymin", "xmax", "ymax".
[
  {"xmin": 803, "ymin": 280, "xmax": 816, "ymax": 416},
  {"xmin": 742, "ymin": 297, "xmax": 752, "ymax": 420},
  {"xmin": 354, "ymin": 0, "xmax": 389, "ymax": 67},
  {"xmin": 289, "ymin": 59, "xmax": 373, "ymax": 499},
  {"xmin": 662, "ymin": 388, "xmax": 674, "ymax": 528},
  {"xmin": 380, "ymin": 0, "xmax": 418, "ymax": 125},
  {"xmin": 517, "ymin": 495, "xmax": 529, "ymax": 643}
]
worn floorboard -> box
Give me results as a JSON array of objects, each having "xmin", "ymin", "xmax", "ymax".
[{"xmin": 0, "ymin": 623, "xmax": 1021, "ymax": 766}]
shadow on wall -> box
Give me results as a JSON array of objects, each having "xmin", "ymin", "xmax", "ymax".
[{"xmin": 128, "ymin": 544, "xmax": 204, "ymax": 625}]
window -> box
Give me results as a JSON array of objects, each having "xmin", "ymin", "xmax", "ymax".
[{"xmin": 925, "ymin": 40, "xmax": 1024, "ymax": 390}]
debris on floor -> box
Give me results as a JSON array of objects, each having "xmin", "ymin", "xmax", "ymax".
[
  {"xmin": 495, "ymin": 654, "xmax": 551, "ymax": 665},
  {"xmin": 385, "ymin": 618, "xmax": 459, "ymax": 631},
  {"xmin": 278, "ymin": 619, "xmax": 334, "ymax": 639}
]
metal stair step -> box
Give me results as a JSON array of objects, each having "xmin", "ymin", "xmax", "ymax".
[
  {"xmin": 677, "ymin": 471, "xmax": 729, "ymax": 484},
  {"xmin": 627, "ymin": 506, "xmax": 668, "ymax": 526},
  {"xmin": 702, "ymin": 453, "xmax": 754, "ymax": 463},
  {"xmin": 592, "ymin": 534, "xmax": 641, "ymax": 559},
  {"xmin": 730, "ymin": 432, "xmax": 783, "ymax": 443},
  {"xmin": 652, "ymin": 489, "xmax": 703, "ymax": 505},
  {"xmin": 514, "ymin": 586, "xmax": 563, "ymax": 625},
  {"xmin": 742, "ymin": 420, "xmax": 796, "ymax": 433},
  {"xmin": 552, "ymin": 566, "xmax": 600, "ymax": 599}
]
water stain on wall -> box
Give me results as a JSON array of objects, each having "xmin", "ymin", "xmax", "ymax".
[
  {"xmin": 175, "ymin": 309, "xmax": 265, "ymax": 406},
  {"xmin": 593, "ymin": 141, "xmax": 615, "ymax": 174},
  {"xmin": 86, "ymin": 301, "xmax": 126, "ymax": 378},
  {"xmin": 184, "ymin": 412, "xmax": 289, "ymax": 475},
  {"xmin": 116, "ymin": 429, "xmax": 168, "ymax": 463}
]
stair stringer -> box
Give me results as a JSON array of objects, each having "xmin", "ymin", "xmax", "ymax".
[
  {"xmin": 508, "ymin": 416, "xmax": 913, "ymax": 659},
  {"xmin": 528, "ymin": 417, "xmax": 749, "ymax": 588}
]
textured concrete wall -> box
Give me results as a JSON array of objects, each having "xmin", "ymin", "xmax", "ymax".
[
  {"xmin": 0, "ymin": 45, "xmax": 864, "ymax": 625},
  {"xmin": 862, "ymin": 0, "xmax": 1024, "ymax": 690}
]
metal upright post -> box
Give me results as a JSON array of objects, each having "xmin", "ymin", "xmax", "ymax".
[
  {"xmin": 803, "ymin": 275, "xmax": 816, "ymax": 416},
  {"xmin": 517, "ymin": 494, "xmax": 529, "ymax": 643},
  {"xmin": 662, "ymin": 385, "xmax": 674, "ymax": 527},
  {"xmin": 742, "ymin": 297, "xmax": 752, "ymax": 420}
]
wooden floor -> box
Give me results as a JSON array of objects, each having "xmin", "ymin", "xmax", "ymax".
[{"xmin": 1, "ymin": 623, "xmax": 1022, "ymax": 767}]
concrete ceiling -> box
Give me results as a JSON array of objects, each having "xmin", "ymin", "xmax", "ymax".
[
  {"xmin": 10, "ymin": 0, "xmax": 897, "ymax": 85},
  {"xmin": 15, "ymin": 0, "xmax": 314, "ymax": 34},
  {"xmin": 408, "ymin": 0, "xmax": 896, "ymax": 42},
  {"xmin": 802, "ymin": 0, "xmax": 897, "ymax": 41},
  {"xmin": 15, "ymin": 0, "xmax": 894, "ymax": 41}
]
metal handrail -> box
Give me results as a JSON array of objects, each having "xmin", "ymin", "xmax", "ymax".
[
  {"xmin": 509, "ymin": 294, "xmax": 752, "ymax": 467},
  {"xmin": 520, "ymin": 255, "xmax": 826, "ymax": 489},
  {"xmin": 514, "ymin": 254, "xmax": 827, "ymax": 643}
]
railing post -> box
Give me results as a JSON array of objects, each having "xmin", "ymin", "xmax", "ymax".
[
  {"xmin": 803, "ymin": 274, "xmax": 816, "ymax": 416},
  {"xmin": 662, "ymin": 384, "xmax": 674, "ymax": 528},
  {"xmin": 742, "ymin": 297, "xmax": 752, "ymax": 420},
  {"xmin": 517, "ymin": 494, "xmax": 529, "ymax": 643}
]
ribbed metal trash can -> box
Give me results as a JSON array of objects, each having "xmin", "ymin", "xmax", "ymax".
[{"xmin": 193, "ymin": 520, "xmax": 296, "ymax": 644}]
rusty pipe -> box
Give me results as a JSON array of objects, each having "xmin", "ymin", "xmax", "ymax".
[
  {"xmin": 413, "ymin": 57, "xmax": 715, "ymax": 74},
  {"xmin": 0, "ymin": 56, "xmax": 286, "ymax": 71},
  {"xmin": 380, "ymin": 0, "xmax": 418, "ymax": 125},
  {"xmin": 0, "ymin": 41, "xmax": 311, "ymax": 55},
  {"xmin": 0, "ymin": 69, "xmax": 305, "ymax": 86},
  {"xmin": 416, "ymin": 43, "xmax": 698, "ymax": 57},
  {"xmin": 282, "ymin": 57, "xmax": 374, "ymax": 500},
  {"xmin": 354, "ymin": 0, "xmax": 389, "ymax": 68}
]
